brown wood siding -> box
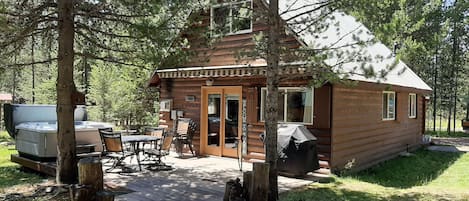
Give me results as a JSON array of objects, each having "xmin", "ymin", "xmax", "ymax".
[
  {"xmin": 158, "ymin": 77, "xmax": 332, "ymax": 165},
  {"xmin": 181, "ymin": 1, "xmax": 302, "ymax": 67},
  {"xmin": 330, "ymin": 83, "xmax": 426, "ymax": 172}
]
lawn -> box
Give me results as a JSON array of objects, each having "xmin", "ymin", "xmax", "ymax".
[
  {"xmin": 426, "ymin": 130, "xmax": 468, "ymax": 138},
  {"xmin": 281, "ymin": 149, "xmax": 469, "ymax": 201},
  {"xmin": 0, "ymin": 131, "xmax": 45, "ymax": 191}
]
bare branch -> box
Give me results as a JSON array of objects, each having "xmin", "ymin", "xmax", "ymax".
[
  {"xmin": 75, "ymin": 30, "xmax": 136, "ymax": 53},
  {"xmin": 3, "ymin": 58, "xmax": 58, "ymax": 68},
  {"xmin": 76, "ymin": 52, "xmax": 149, "ymax": 69},
  {"xmin": 75, "ymin": 23, "xmax": 139, "ymax": 40},
  {"xmin": 0, "ymin": 25, "xmax": 56, "ymax": 49},
  {"xmin": 283, "ymin": 1, "xmax": 333, "ymax": 22}
]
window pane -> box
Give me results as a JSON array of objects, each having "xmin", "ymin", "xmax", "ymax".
[
  {"xmin": 232, "ymin": 2, "xmax": 251, "ymax": 32},
  {"xmin": 213, "ymin": 6, "xmax": 229, "ymax": 33},
  {"xmin": 408, "ymin": 95, "xmax": 412, "ymax": 117},
  {"xmin": 261, "ymin": 89, "xmax": 266, "ymax": 120},
  {"xmin": 207, "ymin": 94, "xmax": 221, "ymax": 147},
  {"xmin": 383, "ymin": 93, "xmax": 388, "ymax": 119},
  {"xmin": 285, "ymin": 89, "xmax": 313, "ymax": 123},
  {"xmin": 388, "ymin": 93, "xmax": 395, "ymax": 119},
  {"xmin": 278, "ymin": 91, "xmax": 285, "ymax": 122},
  {"xmin": 409, "ymin": 94, "xmax": 416, "ymax": 118}
]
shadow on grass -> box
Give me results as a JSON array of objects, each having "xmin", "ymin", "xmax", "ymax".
[
  {"xmin": 0, "ymin": 166, "xmax": 45, "ymax": 188},
  {"xmin": 348, "ymin": 149, "xmax": 462, "ymax": 188},
  {"xmin": 280, "ymin": 186, "xmax": 449, "ymax": 201}
]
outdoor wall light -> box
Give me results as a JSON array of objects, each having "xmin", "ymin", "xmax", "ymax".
[{"xmin": 206, "ymin": 78, "xmax": 214, "ymax": 86}]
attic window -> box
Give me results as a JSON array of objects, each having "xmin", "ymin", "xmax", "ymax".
[{"xmin": 211, "ymin": 0, "xmax": 252, "ymax": 35}]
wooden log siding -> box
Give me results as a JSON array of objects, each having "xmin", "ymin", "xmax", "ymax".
[
  {"xmin": 330, "ymin": 84, "xmax": 425, "ymax": 172},
  {"xmin": 179, "ymin": 1, "xmax": 302, "ymax": 68},
  {"xmin": 158, "ymin": 77, "xmax": 332, "ymax": 166}
]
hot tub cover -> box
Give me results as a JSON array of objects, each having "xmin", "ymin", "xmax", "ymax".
[
  {"xmin": 4, "ymin": 104, "xmax": 87, "ymax": 138},
  {"xmin": 15, "ymin": 121, "xmax": 113, "ymax": 133}
]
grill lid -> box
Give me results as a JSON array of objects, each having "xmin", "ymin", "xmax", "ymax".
[{"xmin": 3, "ymin": 104, "xmax": 87, "ymax": 138}]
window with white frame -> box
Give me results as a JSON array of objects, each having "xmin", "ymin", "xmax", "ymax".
[
  {"xmin": 408, "ymin": 93, "xmax": 417, "ymax": 118},
  {"xmin": 159, "ymin": 99, "xmax": 172, "ymax": 112},
  {"xmin": 211, "ymin": 0, "xmax": 252, "ymax": 35},
  {"xmin": 382, "ymin": 91, "xmax": 396, "ymax": 120},
  {"xmin": 260, "ymin": 87, "xmax": 314, "ymax": 124}
]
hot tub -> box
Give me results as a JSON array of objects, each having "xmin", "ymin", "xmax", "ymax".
[
  {"xmin": 3, "ymin": 104, "xmax": 113, "ymax": 161},
  {"xmin": 15, "ymin": 121, "xmax": 112, "ymax": 159}
]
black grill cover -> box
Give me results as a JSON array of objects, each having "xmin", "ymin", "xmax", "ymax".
[{"xmin": 276, "ymin": 124, "xmax": 320, "ymax": 177}]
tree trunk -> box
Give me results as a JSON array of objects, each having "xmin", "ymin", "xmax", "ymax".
[
  {"xmin": 31, "ymin": 34, "xmax": 35, "ymax": 104},
  {"xmin": 432, "ymin": 47, "xmax": 438, "ymax": 132},
  {"xmin": 265, "ymin": 0, "xmax": 279, "ymax": 200},
  {"xmin": 56, "ymin": 0, "xmax": 77, "ymax": 184}
]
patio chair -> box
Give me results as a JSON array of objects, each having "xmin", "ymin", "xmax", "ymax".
[
  {"xmin": 98, "ymin": 127, "xmax": 113, "ymax": 156},
  {"xmin": 100, "ymin": 131, "xmax": 135, "ymax": 173},
  {"xmin": 144, "ymin": 133, "xmax": 174, "ymax": 166},
  {"xmin": 174, "ymin": 118, "xmax": 196, "ymax": 156},
  {"xmin": 144, "ymin": 127, "xmax": 165, "ymax": 149}
]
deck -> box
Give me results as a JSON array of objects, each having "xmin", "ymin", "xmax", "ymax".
[
  {"xmin": 104, "ymin": 153, "xmax": 324, "ymax": 201},
  {"xmin": 11, "ymin": 152, "xmax": 328, "ymax": 200}
]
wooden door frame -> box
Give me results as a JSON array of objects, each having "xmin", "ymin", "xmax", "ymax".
[{"xmin": 200, "ymin": 86, "xmax": 242, "ymax": 157}]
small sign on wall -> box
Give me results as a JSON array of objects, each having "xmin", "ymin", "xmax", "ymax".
[{"xmin": 185, "ymin": 95, "xmax": 196, "ymax": 102}]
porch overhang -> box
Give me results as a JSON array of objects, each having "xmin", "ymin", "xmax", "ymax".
[{"xmin": 155, "ymin": 62, "xmax": 310, "ymax": 79}]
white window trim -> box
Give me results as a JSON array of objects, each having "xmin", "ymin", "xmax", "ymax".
[
  {"xmin": 260, "ymin": 87, "xmax": 314, "ymax": 125},
  {"xmin": 382, "ymin": 91, "xmax": 396, "ymax": 121},
  {"xmin": 409, "ymin": 93, "xmax": 417, "ymax": 118},
  {"xmin": 210, "ymin": 0, "xmax": 253, "ymax": 37},
  {"xmin": 159, "ymin": 99, "xmax": 172, "ymax": 112}
]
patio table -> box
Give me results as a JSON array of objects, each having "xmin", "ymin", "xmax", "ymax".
[{"xmin": 121, "ymin": 135, "xmax": 160, "ymax": 171}]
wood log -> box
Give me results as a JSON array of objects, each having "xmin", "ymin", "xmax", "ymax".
[
  {"xmin": 249, "ymin": 162, "xmax": 269, "ymax": 201},
  {"xmin": 97, "ymin": 191, "xmax": 115, "ymax": 201},
  {"xmin": 77, "ymin": 157, "xmax": 103, "ymax": 201},
  {"xmin": 224, "ymin": 180, "xmax": 234, "ymax": 201},
  {"xmin": 243, "ymin": 171, "xmax": 252, "ymax": 201}
]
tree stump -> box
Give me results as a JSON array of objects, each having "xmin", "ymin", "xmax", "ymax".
[
  {"xmin": 250, "ymin": 162, "xmax": 269, "ymax": 201},
  {"xmin": 243, "ymin": 171, "xmax": 252, "ymax": 200},
  {"xmin": 77, "ymin": 157, "xmax": 103, "ymax": 201}
]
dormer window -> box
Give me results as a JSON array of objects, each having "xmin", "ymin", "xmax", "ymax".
[{"xmin": 211, "ymin": 0, "xmax": 252, "ymax": 36}]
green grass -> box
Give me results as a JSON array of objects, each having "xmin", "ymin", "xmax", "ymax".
[
  {"xmin": 0, "ymin": 130, "xmax": 13, "ymax": 142},
  {"xmin": 425, "ymin": 130, "xmax": 468, "ymax": 138},
  {"xmin": 281, "ymin": 149, "xmax": 469, "ymax": 201},
  {"xmin": 425, "ymin": 118, "xmax": 465, "ymax": 132},
  {"xmin": 0, "ymin": 131, "xmax": 45, "ymax": 189}
]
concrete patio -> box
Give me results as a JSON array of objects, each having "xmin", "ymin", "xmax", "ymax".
[{"xmin": 103, "ymin": 153, "xmax": 319, "ymax": 201}]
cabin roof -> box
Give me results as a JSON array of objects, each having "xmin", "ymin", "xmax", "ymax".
[{"xmin": 152, "ymin": 0, "xmax": 432, "ymax": 92}]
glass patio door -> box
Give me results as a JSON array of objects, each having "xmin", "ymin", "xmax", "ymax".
[{"xmin": 201, "ymin": 86, "xmax": 242, "ymax": 157}]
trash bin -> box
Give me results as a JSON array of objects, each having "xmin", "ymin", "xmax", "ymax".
[{"xmin": 260, "ymin": 124, "xmax": 320, "ymax": 177}]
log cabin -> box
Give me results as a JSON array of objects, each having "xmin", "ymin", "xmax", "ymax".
[{"xmin": 147, "ymin": 0, "xmax": 432, "ymax": 172}]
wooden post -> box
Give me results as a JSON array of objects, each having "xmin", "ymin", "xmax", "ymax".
[
  {"xmin": 77, "ymin": 157, "xmax": 103, "ymax": 201},
  {"xmin": 243, "ymin": 171, "xmax": 252, "ymax": 201},
  {"xmin": 250, "ymin": 162, "xmax": 269, "ymax": 201}
]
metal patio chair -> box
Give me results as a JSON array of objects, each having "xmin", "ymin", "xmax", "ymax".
[
  {"xmin": 144, "ymin": 133, "xmax": 174, "ymax": 166},
  {"xmin": 173, "ymin": 118, "xmax": 196, "ymax": 156},
  {"xmin": 143, "ymin": 127, "xmax": 165, "ymax": 149},
  {"xmin": 100, "ymin": 131, "xmax": 135, "ymax": 173}
]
